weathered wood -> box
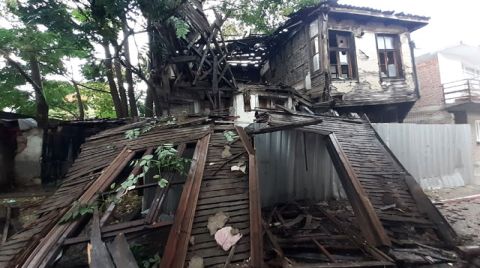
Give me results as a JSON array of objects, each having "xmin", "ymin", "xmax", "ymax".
[
  {"xmin": 63, "ymin": 220, "xmax": 172, "ymax": 246},
  {"xmin": 89, "ymin": 210, "xmax": 115, "ymax": 268},
  {"xmin": 234, "ymin": 126, "xmax": 254, "ymax": 155},
  {"xmin": 160, "ymin": 134, "xmax": 211, "ymax": 268},
  {"xmin": 248, "ymin": 118, "xmax": 323, "ymax": 135},
  {"xmin": 312, "ymin": 238, "xmax": 336, "ymax": 262},
  {"xmin": 22, "ymin": 148, "xmax": 136, "ymax": 268},
  {"xmin": 248, "ymin": 153, "xmax": 263, "ymax": 268},
  {"xmin": 293, "ymin": 261, "xmax": 394, "ymax": 267},
  {"xmin": 326, "ymin": 133, "xmax": 390, "ymax": 247},
  {"xmin": 107, "ymin": 233, "xmax": 139, "ymax": 268}
]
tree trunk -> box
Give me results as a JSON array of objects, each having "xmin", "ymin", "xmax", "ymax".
[
  {"xmin": 121, "ymin": 16, "xmax": 138, "ymax": 117},
  {"xmin": 114, "ymin": 54, "xmax": 129, "ymax": 117},
  {"xmin": 73, "ymin": 82, "xmax": 85, "ymax": 120},
  {"xmin": 29, "ymin": 55, "xmax": 49, "ymax": 128},
  {"xmin": 102, "ymin": 41, "xmax": 124, "ymax": 118},
  {"xmin": 144, "ymin": 87, "xmax": 154, "ymax": 117},
  {"xmin": 147, "ymin": 23, "xmax": 163, "ymax": 117}
]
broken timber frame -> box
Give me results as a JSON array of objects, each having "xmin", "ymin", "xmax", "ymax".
[
  {"xmin": 251, "ymin": 118, "xmax": 391, "ymax": 247},
  {"xmin": 160, "ymin": 134, "xmax": 211, "ymax": 268},
  {"xmin": 21, "ymin": 148, "xmax": 136, "ymax": 268}
]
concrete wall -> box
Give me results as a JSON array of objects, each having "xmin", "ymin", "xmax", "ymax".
[
  {"xmin": 328, "ymin": 19, "xmax": 416, "ymax": 96},
  {"xmin": 14, "ymin": 128, "xmax": 43, "ymax": 186},
  {"xmin": 438, "ymin": 53, "xmax": 466, "ymax": 84},
  {"xmin": 405, "ymin": 54, "xmax": 454, "ymax": 123}
]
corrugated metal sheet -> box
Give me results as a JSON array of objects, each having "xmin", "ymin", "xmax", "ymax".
[
  {"xmin": 254, "ymin": 129, "xmax": 346, "ymax": 207},
  {"xmin": 373, "ymin": 123, "xmax": 473, "ymax": 190}
]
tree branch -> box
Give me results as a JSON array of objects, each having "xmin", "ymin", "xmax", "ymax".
[{"xmin": 0, "ymin": 49, "xmax": 43, "ymax": 94}]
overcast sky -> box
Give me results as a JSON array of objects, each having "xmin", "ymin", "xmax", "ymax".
[{"xmin": 339, "ymin": 0, "xmax": 480, "ymax": 56}]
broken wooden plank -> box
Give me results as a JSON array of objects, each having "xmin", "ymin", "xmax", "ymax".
[
  {"xmin": 107, "ymin": 233, "xmax": 139, "ymax": 268},
  {"xmin": 160, "ymin": 134, "xmax": 211, "ymax": 268},
  {"xmin": 89, "ymin": 210, "xmax": 115, "ymax": 268},
  {"xmin": 325, "ymin": 133, "xmax": 390, "ymax": 247}
]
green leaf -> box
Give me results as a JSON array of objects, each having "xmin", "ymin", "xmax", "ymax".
[{"xmin": 158, "ymin": 178, "xmax": 168, "ymax": 188}]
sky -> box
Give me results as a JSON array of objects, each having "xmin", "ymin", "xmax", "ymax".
[{"xmin": 339, "ymin": 0, "xmax": 480, "ymax": 56}]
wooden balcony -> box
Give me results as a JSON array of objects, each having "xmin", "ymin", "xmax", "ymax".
[{"xmin": 443, "ymin": 79, "xmax": 480, "ymax": 110}]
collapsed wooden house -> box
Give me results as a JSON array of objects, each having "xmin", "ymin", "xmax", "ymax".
[{"xmin": 0, "ymin": 112, "xmax": 458, "ymax": 267}]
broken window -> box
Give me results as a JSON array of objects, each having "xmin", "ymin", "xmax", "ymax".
[
  {"xmin": 376, "ymin": 34, "xmax": 402, "ymax": 78},
  {"xmin": 309, "ymin": 19, "xmax": 320, "ymax": 72},
  {"xmin": 328, "ymin": 30, "xmax": 356, "ymax": 79}
]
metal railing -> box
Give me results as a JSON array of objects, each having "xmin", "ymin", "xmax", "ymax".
[{"xmin": 443, "ymin": 79, "xmax": 480, "ymax": 104}]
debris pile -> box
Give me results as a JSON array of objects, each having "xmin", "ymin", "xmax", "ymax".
[{"xmin": 263, "ymin": 201, "xmax": 394, "ymax": 267}]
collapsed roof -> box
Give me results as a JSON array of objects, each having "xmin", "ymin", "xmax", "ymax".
[{"xmin": 0, "ymin": 111, "xmax": 458, "ymax": 267}]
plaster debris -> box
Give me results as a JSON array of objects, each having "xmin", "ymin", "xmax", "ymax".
[
  {"xmin": 221, "ymin": 145, "xmax": 232, "ymax": 158},
  {"xmin": 188, "ymin": 256, "xmax": 204, "ymax": 268},
  {"xmin": 214, "ymin": 226, "xmax": 242, "ymax": 251},
  {"xmin": 231, "ymin": 160, "xmax": 246, "ymax": 173},
  {"xmin": 207, "ymin": 211, "xmax": 229, "ymax": 235}
]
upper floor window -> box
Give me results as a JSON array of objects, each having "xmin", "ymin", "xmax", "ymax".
[
  {"xmin": 328, "ymin": 30, "xmax": 356, "ymax": 79},
  {"xmin": 309, "ymin": 19, "xmax": 320, "ymax": 72},
  {"xmin": 376, "ymin": 34, "xmax": 402, "ymax": 78}
]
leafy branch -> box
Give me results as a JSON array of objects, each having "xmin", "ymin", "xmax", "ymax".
[{"xmin": 119, "ymin": 144, "xmax": 190, "ymax": 193}]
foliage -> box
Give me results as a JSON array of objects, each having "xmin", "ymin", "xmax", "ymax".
[
  {"xmin": 59, "ymin": 201, "xmax": 96, "ymax": 224},
  {"xmin": 220, "ymin": 0, "xmax": 322, "ymax": 33},
  {"xmin": 130, "ymin": 245, "xmax": 161, "ymax": 268},
  {"xmin": 168, "ymin": 16, "xmax": 190, "ymax": 39},
  {"xmin": 120, "ymin": 144, "xmax": 190, "ymax": 192}
]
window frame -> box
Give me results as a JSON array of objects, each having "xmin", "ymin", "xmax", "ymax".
[
  {"xmin": 327, "ymin": 30, "xmax": 357, "ymax": 80},
  {"xmin": 309, "ymin": 18, "xmax": 321, "ymax": 73},
  {"xmin": 376, "ymin": 34, "xmax": 403, "ymax": 79}
]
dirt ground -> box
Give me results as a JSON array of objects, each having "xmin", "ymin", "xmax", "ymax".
[{"xmin": 426, "ymin": 184, "xmax": 480, "ymax": 245}]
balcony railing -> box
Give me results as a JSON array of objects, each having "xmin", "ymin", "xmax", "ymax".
[{"xmin": 443, "ymin": 79, "xmax": 480, "ymax": 105}]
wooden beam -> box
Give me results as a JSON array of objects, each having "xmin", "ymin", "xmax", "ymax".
[
  {"xmin": 325, "ymin": 133, "xmax": 391, "ymax": 247},
  {"xmin": 160, "ymin": 134, "xmax": 211, "ymax": 268},
  {"xmin": 248, "ymin": 154, "xmax": 263, "ymax": 268},
  {"xmin": 247, "ymin": 118, "xmax": 323, "ymax": 135},
  {"xmin": 234, "ymin": 126, "xmax": 254, "ymax": 155}
]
